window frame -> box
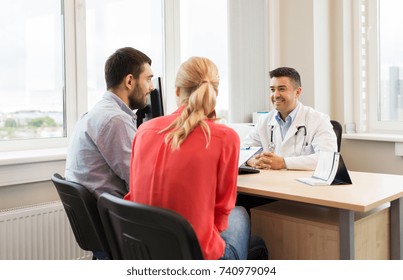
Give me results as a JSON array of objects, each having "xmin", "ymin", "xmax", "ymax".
[
  {"xmin": 0, "ymin": 0, "xmax": 82, "ymax": 153},
  {"xmin": 0, "ymin": 0, "xmax": 173, "ymax": 186},
  {"xmin": 0, "ymin": 0, "xmax": 85, "ymax": 186},
  {"xmin": 363, "ymin": 0, "xmax": 403, "ymax": 133}
]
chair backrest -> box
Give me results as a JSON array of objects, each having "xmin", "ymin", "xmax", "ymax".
[
  {"xmin": 330, "ymin": 120, "xmax": 343, "ymax": 152},
  {"xmin": 51, "ymin": 173, "xmax": 111, "ymax": 257},
  {"xmin": 97, "ymin": 193, "xmax": 204, "ymax": 260}
]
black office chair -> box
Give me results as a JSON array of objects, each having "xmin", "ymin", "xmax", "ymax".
[
  {"xmin": 97, "ymin": 193, "xmax": 204, "ymax": 260},
  {"xmin": 51, "ymin": 173, "xmax": 111, "ymax": 259},
  {"xmin": 330, "ymin": 120, "xmax": 343, "ymax": 152}
]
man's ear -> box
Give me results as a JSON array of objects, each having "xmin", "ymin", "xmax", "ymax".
[
  {"xmin": 124, "ymin": 74, "xmax": 135, "ymax": 89},
  {"xmin": 295, "ymin": 86, "xmax": 302, "ymax": 98}
]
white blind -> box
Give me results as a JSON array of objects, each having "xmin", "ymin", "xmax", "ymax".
[{"xmin": 360, "ymin": 0, "xmax": 369, "ymax": 132}]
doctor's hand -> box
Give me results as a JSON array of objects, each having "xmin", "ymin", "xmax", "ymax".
[{"xmin": 247, "ymin": 152, "xmax": 286, "ymax": 170}]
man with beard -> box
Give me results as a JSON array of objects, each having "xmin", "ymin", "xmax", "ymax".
[{"xmin": 65, "ymin": 47, "xmax": 154, "ymax": 200}]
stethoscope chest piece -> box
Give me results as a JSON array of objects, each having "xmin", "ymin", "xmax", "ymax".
[{"xmin": 269, "ymin": 124, "xmax": 307, "ymax": 154}]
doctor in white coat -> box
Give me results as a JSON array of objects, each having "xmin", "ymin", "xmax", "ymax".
[{"xmin": 242, "ymin": 67, "xmax": 337, "ymax": 170}]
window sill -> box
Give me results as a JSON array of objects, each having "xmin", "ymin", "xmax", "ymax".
[
  {"xmin": 343, "ymin": 133, "xmax": 403, "ymax": 142},
  {"xmin": 0, "ymin": 148, "xmax": 67, "ymax": 187},
  {"xmin": 0, "ymin": 148, "xmax": 67, "ymax": 166},
  {"xmin": 343, "ymin": 133, "xmax": 403, "ymax": 156}
]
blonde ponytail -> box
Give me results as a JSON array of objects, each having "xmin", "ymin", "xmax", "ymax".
[{"xmin": 160, "ymin": 57, "xmax": 219, "ymax": 150}]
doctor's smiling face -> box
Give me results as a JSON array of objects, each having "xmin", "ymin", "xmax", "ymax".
[{"xmin": 270, "ymin": 76, "xmax": 301, "ymax": 120}]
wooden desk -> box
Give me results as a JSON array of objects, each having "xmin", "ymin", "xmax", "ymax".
[{"xmin": 237, "ymin": 170, "xmax": 403, "ymax": 259}]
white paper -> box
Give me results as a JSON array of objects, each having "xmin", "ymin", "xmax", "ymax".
[
  {"xmin": 296, "ymin": 177, "xmax": 330, "ymax": 186},
  {"xmin": 312, "ymin": 151, "xmax": 336, "ymax": 181},
  {"xmin": 296, "ymin": 151, "xmax": 340, "ymax": 186}
]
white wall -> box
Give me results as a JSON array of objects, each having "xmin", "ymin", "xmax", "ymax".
[
  {"xmin": 228, "ymin": 0, "xmax": 270, "ymax": 123},
  {"xmin": 342, "ymin": 139, "xmax": 403, "ymax": 175},
  {"xmin": 0, "ymin": 181, "xmax": 59, "ymax": 211}
]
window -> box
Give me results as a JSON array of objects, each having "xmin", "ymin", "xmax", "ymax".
[
  {"xmin": 362, "ymin": 0, "xmax": 403, "ymax": 133},
  {"xmin": 179, "ymin": 0, "xmax": 229, "ymax": 120},
  {"xmin": 0, "ymin": 0, "xmax": 165, "ymax": 153},
  {"xmin": 378, "ymin": 0, "xmax": 403, "ymax": 123},
  {"xmin": 85, "ymin": 0, "xmax": 164, "ymax": 110},
  {"xmin": 0, "ymin": 0, "xmax": 64, "ymax": 144},
  {"xmin": 0, "ymin": 0, "xmax": 167, "ymax": 186}
]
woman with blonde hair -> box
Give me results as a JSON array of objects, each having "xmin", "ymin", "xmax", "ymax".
[{"xmin": 125, "ymin": 57, "xmax": 260, "ymax": 259}]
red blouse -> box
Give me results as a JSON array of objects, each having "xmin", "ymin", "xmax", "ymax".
[{"xmin": 124, "ymin": 107, "xmax": 240, "ymax": 259}]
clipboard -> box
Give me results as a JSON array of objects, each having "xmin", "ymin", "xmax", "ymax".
[{"xmin": 238, "ymin": 147, "xmax": 262, "ymax": 174}]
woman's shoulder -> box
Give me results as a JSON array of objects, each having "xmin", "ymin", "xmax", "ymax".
[{"xmin": 209, "ymin": 122, "xmax": 240, "ymax": 141}]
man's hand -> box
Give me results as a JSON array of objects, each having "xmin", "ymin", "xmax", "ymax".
[{"xmin": 247, "ymin": 152, "xmax": 286, "ymax": 170}]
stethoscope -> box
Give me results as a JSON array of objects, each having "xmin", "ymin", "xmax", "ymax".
[
  {"xmin": 268, "ymin": 126, "xmax": 276, "ymax": 152},
  {"xmin": 268, "ymin": 125, "xmax": 307, "ymax": 154}
]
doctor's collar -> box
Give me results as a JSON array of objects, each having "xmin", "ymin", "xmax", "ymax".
[{"xmin": 275, "ymin": 102, "xmax": 300, "ymax": 124}]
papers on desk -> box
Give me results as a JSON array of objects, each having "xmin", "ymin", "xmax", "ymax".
[{"xmin": 297, "ymin": 151, "xmax": 340, "ymax": 186}]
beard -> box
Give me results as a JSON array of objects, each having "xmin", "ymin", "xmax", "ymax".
[{"xmin": 128, "ymin": 83, "xmax": 148, "ymax": 110}]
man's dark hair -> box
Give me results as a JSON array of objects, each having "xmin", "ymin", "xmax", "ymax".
[
  {"xmin": 105, "ymin": 47, "xmax": 152, "ymax": 90},
  {"xmin": 269, "ymin": 67, "xmax": 301, "ymax": 88}
]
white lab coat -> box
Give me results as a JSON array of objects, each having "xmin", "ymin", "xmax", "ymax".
[{"xmin": 242, "ymin": 103, "xmax": 337, "ymax": 170}]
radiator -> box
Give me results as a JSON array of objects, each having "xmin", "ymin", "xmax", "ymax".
[{"xmin": 0, "ymin": 201, "xmax": 91, "ymax": 260}]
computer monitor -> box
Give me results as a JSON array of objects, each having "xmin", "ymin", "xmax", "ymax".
[{"xmin": 136, "ymin": 77, "xmax": 164, "ymax": 127}]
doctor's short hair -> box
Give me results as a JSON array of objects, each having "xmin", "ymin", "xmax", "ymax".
[{"xmin": 269, "ymin": 67, "xmax": 301, "ymax": 88}]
